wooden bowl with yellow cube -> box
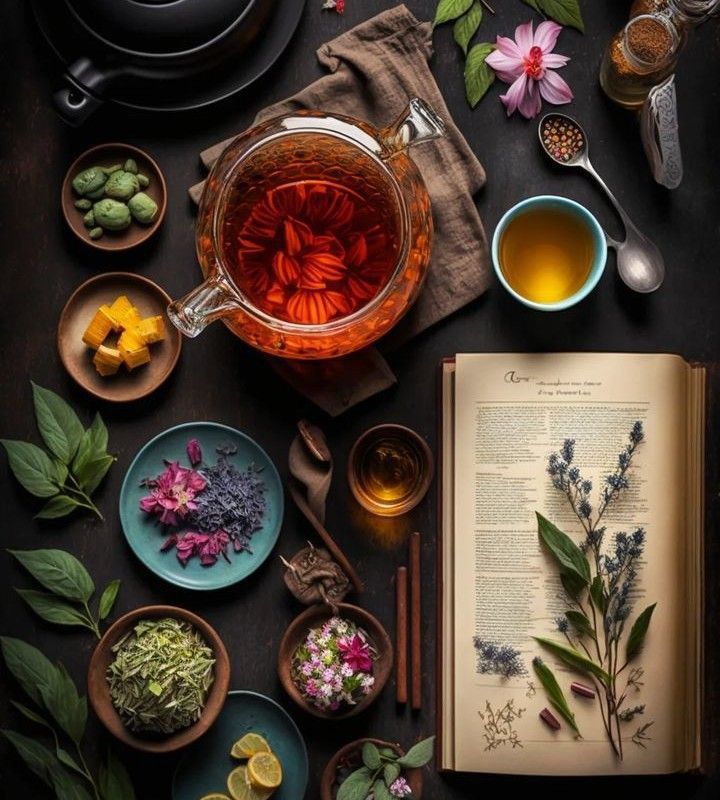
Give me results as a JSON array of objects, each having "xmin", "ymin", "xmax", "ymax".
[{"xmin": 58, "ymin": 272, "xmax": 181, "ymax": 402}]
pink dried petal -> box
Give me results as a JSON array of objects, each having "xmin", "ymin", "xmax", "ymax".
[{"xmin": 186, "ymin": 439, "xmax": 202, "ymax": 466}]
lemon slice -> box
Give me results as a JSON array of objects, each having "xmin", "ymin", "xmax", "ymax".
[
  {"xmin": 247, "ymin": 752, "xmax": 282, "ymax": 790},
  {"xmin": 230, "ymin": 732, "xmax": 271, "ymax": 760},
  {"xmin": 226, "ymin": 767, "xmax": 272, "ymax": 800}
]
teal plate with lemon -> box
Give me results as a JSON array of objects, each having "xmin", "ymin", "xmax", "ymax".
[
  {"xmin": 119, "ymin": 422, "xmax": 283, "ymax": 591},
  {"xmin": 172, "ymin": 691, "xmax": 308, "ymax": 800}
]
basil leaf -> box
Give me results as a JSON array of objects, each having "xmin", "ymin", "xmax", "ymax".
[
  {"xmin": 39, "ymin": 663, "xmax": 87, "ymax": 744},
  {"xmin": 98, "ymin": 750, "xmax": 136, "ymax": 800},
  {"xmin": 1, "ymin": 439, "xmax": 61, "ymax": 498},
  {"xmin": 626, "ymin": 603, "xmax": 657, "ymax": 661},
  {"xmin": 337, "ymin": 767, "xmax": 373, "ymax": 800},
  {"xmin": 98, "ymin": 579, "xmax": 121, "ymax": 620},
  {"xmin": 533, "ymin": 657, "xmax": 580, "ymax": 734},
  {"xmin": 434, "ymin": 0, "xmax": 473, "ymax": 26},
  {"xmin": 453, "ymin": 1, "xmax": 482, "ymax": 55},
  {"xmin": 537, "ymin": 513, "xmax": 590, "ymax": 587},
  {"xmin": 383, "ymin": 762, "xmax": 401, "ymax": 786},
  {"xmin": 565, "ymin": 610, "xmax": 596, "ymax": 640},
  {"xmin": 54, "ymin": 459, "xmax": 69, "ymax": 487},
  {"xmin": 31, "ymin": 383, "xmax": 83, "ymax": 465},
  {"xmin": 15, "ymin": 589, "xmax": 91, "ymax": 630},
  {"xmin": 9, "ymin": 549, "xmax": 94, "ymax": 602},
  {"xmin": 534, "ymin": 636, "xmax": 610, "ymax": 685},
  {"xmin": 88, "ymin": 413, "xmax": 109, "ymax": 456},
  {"xmin": 76, "ymin": 454, "xmax": 114, "ymax": 494},
  {"xmin": 0, "ymin": 729, "xmax": 57, "ymax": 789},
  {"xmin": 35, "ymin": 495, "xmax": 82, "ymax": 520},
  {"xmin": 396, "ymin": 736, "xmax": 435, "ymax": 768},
  {"xmin": 538, "ymin": 0, "xmax": 584, "ymax": 32},
  {"xmin": 374, "ymin": 779, "xmax": 392, "ymax": 800},
  {"xmin": 0, "ymin": 636, "xmax": 57, "ymax": 706},
  {"xmin": 362, "ymin": 741, "xmax": 381, "ymax": 770},
  {"xmin": 9, "ymin": 702, "xmax": 86, "ymax": 778},
  {"xmin": 464, "ymin": 43, "xmax": 495, "ymax": 107}
]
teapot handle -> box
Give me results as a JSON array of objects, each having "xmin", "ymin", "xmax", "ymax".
[
  {"xmin": 167, "ymin": 274, "xmax": 240, "ymax": 338},
  {"xmin": 380, "ymin": 98, "xmax": 446, "ymax": 156}
]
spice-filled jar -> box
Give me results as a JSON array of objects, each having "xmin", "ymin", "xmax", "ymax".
[{"xmin": 630, "ymin": 0, "xmax": 719, "ymax": 34}]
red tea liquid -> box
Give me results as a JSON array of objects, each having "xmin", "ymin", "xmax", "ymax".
[{"xmin": 220, "ymin": 133, "xmax": 401, "ymax": 326}]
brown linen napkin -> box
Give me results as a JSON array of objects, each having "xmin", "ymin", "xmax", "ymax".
[{"xmin": 189, "ymin": 4, "xmax": 491, "ymax": 415}]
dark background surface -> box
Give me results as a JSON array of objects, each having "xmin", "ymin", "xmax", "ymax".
[{"xmin": 1, "ymin": 1, "xmax": 719, "ymax": 798}]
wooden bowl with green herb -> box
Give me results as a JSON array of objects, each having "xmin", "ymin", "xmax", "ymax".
[{"xmin": 88, "ymin": 605, "xmax": 230, "ymax": 753}]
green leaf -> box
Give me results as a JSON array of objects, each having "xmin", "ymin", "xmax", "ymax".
[
  {"xmin": 589, "ymin": 575, "xmax": 606, "ymax": 612},
  {"xmin": 434, "ymin": 0, "xmax": 473, "ymax": 26},
  {"xmin": 98, "ymin": 579, "xmax": 121, "ymax": 620},
  {"xmin": 9, "ymin": 702, "xmax": 86, "ymax": 778},
  {"xmin": 537, "ymin": 0, "xmax": 585, "ymax": 32},
  {"xmin": 73, "ymin": 414, "xmax": 110, "ymax": 475},
  {"xmin": 565, "ymin": 610, "xmax": 597, "ymax": 640},
  {"xmin": 15, "ymin": 590, "xmax": 91, "ymax": 630},
  {"xmin": 31, "ymin": 383, "xmax": 83, "ymax": 465},
  {"xmin": 534, "ymin": 637, "xmax": 610, "ymax": 685},
  {"xmin": 362, "ymin": 741, "xmax": 381, "ymax": 770},
  {"xmin": 560, "ymin": 571, "xmax": 587, "ymax": 601},
  {"xmin": 537, "ymin": 513, "xmax": 590, "ymax": 587},
  {"xmin": 396, "ymin": 736, "xmax": 435, "ymax": 769},
  {"xmin": 50, "ymin": 766, "xmax": 94, "ymax": 800},
  {"xmin": 522, "ymin": 0, "xmax": 542, "ymax": 11},
  {"xmin": 337, "ymin": 767, "xmax": 374, "ymax": 800},
  {"xmin": 35, "ymin": 494, "xmax": 83, "ymax": 520},
  {"xmin": 374, "ymin": 779, "xmax": 392, "ymax": 800},
  {"xmin": 9, "ymin": 548, "xmax": 94, "ymax": 602},
  {"xmin": 464, "ymin": 42, "xmax": 495, "ymax": 107},
  {"xmin": 98, "ymin": 750, "xmax": 136, "ymax": 800},
  {"xmin": 453, "ymin": 1, "xmax": 482, "ymax": 55},
  {"xmin": 533, "ymin": 657, "xmax": 581, "ymax": 734},
  {"xmin": 0, "ymin": 636, "xmax": 57, "ymax": 706},
  {"xmin": 379, "ymin": 747, "xmax": 397, "ymax": 758},
  {"xmin": 75, "ymin": 454, "xmax": 114, "ymax": 494},
  {"xmin": 1, "ymin": 439, "xmax": 61, "ymax": 498},
  {"xmin": 39, "ymin": 663, "xmax": 87, "ymax": 744},
  {"xmin": 1, "ymin": 729, "xmax": 58, "ymax": 789},
  {"xmin": 383, "ymin": 762, "xmax": 401, "ymax": 786},
  {"xmin": 626, "ymin": 603, "xmax": 657, "ymax": 661}
]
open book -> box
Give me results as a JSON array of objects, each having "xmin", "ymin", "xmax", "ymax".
[{"xmin": 438, "ymin": 353, "xmax": 705, "ymax": 775}]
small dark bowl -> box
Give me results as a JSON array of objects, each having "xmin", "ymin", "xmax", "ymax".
[
  {"xmin": 320, "ymin": 738, "xmax": 423, "ymax": 800},
  {"xmin": 61, "ymin": 143, "xmax": 167, "ymax": 251},
  {"xmin": 277, "ymin": 603, "xmax": 393, "ymax": 720},
  {"xmin": 88, "ymin": 605, "xmax": 230, "ymax": 753}
]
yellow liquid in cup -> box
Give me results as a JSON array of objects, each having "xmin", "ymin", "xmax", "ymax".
[{"xmin": 500, "ymin": 208, "xmax": 594, "ymax": 304}]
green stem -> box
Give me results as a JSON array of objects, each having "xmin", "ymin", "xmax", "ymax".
[
  {"xmin": 82, "ymin": 600, "xmax": 101, "ymax": 640},
  {"xmin": 75, "ymin": 743, "xmax": 101, "ymax": 800},
  {"xmin": 63, "ymin": 482, "xmax": 104, "ymax": 520}
]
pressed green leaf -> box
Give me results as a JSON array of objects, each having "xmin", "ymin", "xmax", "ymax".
[
  {"xmin": 560, "ymin": 571, "xmax": 587, "ymax": 601},
  {"xmin": 374, "ymin": 779, "xmax": 392, "ymax": 800},
  {"xmin": 98, "ymin": 579, "xmax": 121, "ymax": 620},
  {"xmin": 76, "ymin": 454, "xmax": 114, "ymax": 494},
  {"xmin": 565, "ymin": 610, "xmax": 597, "ymax": 640},
  {"xmin": 9, "ymin": 549, "xmax": 94, "ymax": 602},
  {"xmin": 15, "ymin": 590, "xmax": 91, "ymax": 630},
  {"xmin": 1, "ymin": 439, "xmax": 60, "ymax": 498},
  {"xmin": 337, "ymin": 767, "xmax": 374, "ymax": 800},
  {"xmin": 35, "ymin": 494, "xmax": 83, "ymax": 520},
  {"xmin": 39, "ymin": 663, "xmax": 87, "ymax": 744},
  {"xmin": 534, "ymin": 637, "xmax": 610, "ymax": 684},
  {"xmin": 362, "ymin": 741, "xmax": 381, "ymax": 770},
  {"xmin": 589, "ymin": 575, "xmax": 606, "ymax": 612},
  {"xmin": 31, "ymin": 383, "xmax": 83, "ymax": 465},
  {"xmin": 533, "ymin": 657, "xmax": 580, "ymax": 734},
  {"xmin": 0, "ymin": 636, "xmax": 57, "ymax": 706},
  {"xmin": 626, "ymin": 603, "xmax": 657, "ymax": 661},
  {"xmin": 453, "ymin": 1, "xmax": 482, "ymax": 55},
  {"xmin": 397, "ymin": 736, "xmax": 435, "ymax": 769},
  {"xmin": 464, "ymin": 42, "xmax": 495, "ymax": 107},
  {"xmin": 538, "ymin": 0, "xmax": 584, "ymax": 32},
  {"xmin": 383, "ymin": 762, "xmax": 401, "ymax": 786},
  {"xmin": 434, "ymin": 0, "xmax": 473, "ymax": 26},
  {"xmin": 1, "ymin": 729, "xmax": 58, "ymax": 789},
  {"xmin": 537, "ymin": 513, "xmax": 590, "ymax": 586},
  {"xmin": 98, "ymin": 750, "xmax": 136, "ymax": 800}
]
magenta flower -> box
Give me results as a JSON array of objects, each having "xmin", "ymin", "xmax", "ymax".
[
  {"xmin": 139, "ymin": 461, "xmax": 207, "ymax": 526},
  {"xmin": 164, "ymin": 530, "xmax": 230, "ymax": 565},
  {"xmin": 338, "ymin": 633, "xmax": 373, "ymax": 673},
  {"xmin": 390, "ymin": 777, "xmax": 413, "ymax": 798},
  {"xmin": 186, "ymin": 438, "xmax": 202, "ymax": 466},
  {"xmin": 485, "ymin": 21, "xmax": 573, "ymax": 119}
]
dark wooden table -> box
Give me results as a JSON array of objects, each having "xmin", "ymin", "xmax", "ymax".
[{"xmin": 1, "ymin": 1, "xmax": 719, "ymax": 798}]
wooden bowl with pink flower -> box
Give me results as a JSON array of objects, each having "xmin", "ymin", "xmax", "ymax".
[{"xmin": 277, "ymin": 603, "xmax": 393, "ymax": 720}]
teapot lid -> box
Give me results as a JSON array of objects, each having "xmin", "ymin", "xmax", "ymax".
[{"xmin": 65, "ymin": 0, "xmax": 254, "ymax": 54}]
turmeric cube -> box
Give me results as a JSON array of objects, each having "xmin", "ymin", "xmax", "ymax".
[
  {"xmin": 118, "ymin": 330, "xmax": 150, "ymax": 370},
  {"xmin": 93, "ymin": 345, "xmax": 123, "ymax": 376},
  {"xmin": 134, "ymin": 315, "xmax": 166, "ymax": 345},
  {"xmin": 82, "ymin": 306, "xmax": 116, "ymax": 349}
]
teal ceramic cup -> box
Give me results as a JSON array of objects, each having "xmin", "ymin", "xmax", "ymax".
[{"xmin": 491, "ymin": 195, "xmax": 607, "ymax": 311}]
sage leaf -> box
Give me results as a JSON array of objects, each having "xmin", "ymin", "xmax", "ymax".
[
  {"xmin": 626, "ymin": 603, "xmax": 657, "ymax": 661},
  {"xmin": 1, "ymin": 439, "xmax": 61, "ymax": 497},
  {"xmin": 464, "ymin": 42, "xmax": 495, "ymax": 107},
  {"xmin": 533, "ymin": 657, "xmax": 580, "ymax": 735},
  {"xmin": 9, "ymin": 548, "xmax": 94, "ymax": 602},
  {"xmin": 76, "ymin": 454, "xmax": 114, "ymax": 494},
  {"xmin": 565, "ymin": 610, "xmax": 596, "ymax": 640},
  {"xmin": 39, "ymin": 663, "xmax": 87, "ymax": 744},
  {"xmin": 590, "ymin": 575, "xmax": 606, "ymax": 612},
  {"xmin": 434, "ymin": 0, "xmax": 473, "ymax": 26},
  {"xmin": 396, "ymin": 736, "xmax": 435, "ymax": 769},
  {"xmin": 383, "ymin": 762, "xmax": 401, "ymax": 786},
  {"xmin": 537, "ymin": 513, "xmax": 590, "ymax": 587},
  {"xmin": 337, "ymin": 767, "xmax": 373, "ymax": 800},
  {"xmin": 1, "ymin": 728, "xmax": 58, "ymax": 789},
  {"xmin": 374, "ymin": 779, "xmax": 392, "ymax": 800},
  {"xmin": 9, "ymin": 702, "xmax": 86, "ymax": 778},
  {"xmin": 50, "ymin": 766, "xmax": 95, "ymax": 800},
  {"xmin": 35, "ymin": 494, "xmax": 83, "ymax": 520},
  {"xmin": 362, "ymin": 741, "xmax": 381, "ymax": 770},
  {"xmin": 534, "ymin": 637, "xmax": 610, "ymax": 685},
  {"xmin": 0, "ymin": 636, "xmax": 57, "ymax": 706},
  {"xmin": 453, "ymin": 1, "xmax": 482, "ymax": 55},
  {"xmin": 15, "ymin": 589, "xmax": 91, "ymax": 630},
  {"xmin": 98, "ymin": 750, "xmax": 136, "ymax": 800},
  {"xmin": 31, "ymin": 383, "xmax": 83, "ymax": 465},
  {"xmin": 98, "ymin": 579, "xmax": 121, "ymax": 620},
  {"xmin": 537, "ymin": 0, "xmax": 585, "ymax": 32}
]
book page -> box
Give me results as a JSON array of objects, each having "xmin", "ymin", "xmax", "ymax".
[{"xmin": 451, "ymin": 353, "xmax": 689, "ymax": 775}]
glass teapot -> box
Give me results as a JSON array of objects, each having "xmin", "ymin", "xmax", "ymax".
[{"xmin": 167, "ymin": 98, "xmax": 445, "ymax": 360}]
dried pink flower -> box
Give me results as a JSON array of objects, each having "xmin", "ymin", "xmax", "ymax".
[
  {"xmin": 338, "ymin": 633, "xmax": 373, "ymax": 673},
  {"xmin": 186, "ymin": 438, "xmax": 202, "ymax": 466},
  {"xmin": 139, "ymin": 461, "xmax": 207, "ymax": 527}
]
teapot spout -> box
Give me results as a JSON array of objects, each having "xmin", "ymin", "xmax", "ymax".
[
  {"xmin": 167, "ymin": 274, "xmax": 239, "ymax": 338},
  {"xmin": 380, "ymin": 98, "xmax": 446, "ymax": 156}
]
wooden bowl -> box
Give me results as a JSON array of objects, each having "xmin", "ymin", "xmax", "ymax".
[
  {"xmin": 320, "ymin": 738, "xmax": 423, "ymax": 800},
  {"xmin": 61, "ymin": 143, "xmax": 167, "ymax": 251},
  {"xmin": 57, "ymin": 272, "xmax": 182, "ymax": 402},
  {"xmin": 88, "ymin": 605, "xmax": 230, "ymax": 753},
  {"xmin": 277, "ymin": 603, "xmax": 393, "ymax": 720}
]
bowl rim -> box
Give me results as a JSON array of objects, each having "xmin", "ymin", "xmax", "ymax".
[
  {"xmin": 491, "ymin": 194, "xmax": 608, "ymax": 312},
  {"xmin": 277, "ymin": 603, "xmax": 393, "ymax": 720},
  {"xmin": 87, "ymin": 604, "xmax": 230, "ymax": 753}
]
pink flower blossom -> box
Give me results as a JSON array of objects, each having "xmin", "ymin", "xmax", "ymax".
[
  {"xmin": 139, "ymin": 461, "xmax": 206, "ymax": 526},
  {"xmin": 485, "ymin": 21, "xmax": 573, "ymax": 119},
  {"xmin": 167, "ymin": 530, "xmax": 230, "ymax": 566},
  {"xmin": 390, "ymin": 777, "xmax": 412, "ymax": 798},
  {"xmin": 338, "ymin": 633, "xmax": 373, "ymax": 673}
]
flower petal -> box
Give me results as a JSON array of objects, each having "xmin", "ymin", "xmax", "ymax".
[
  {"xmin": 542, "ymin": 53, "xmax": 570, "ymax": 69},
  {"xmin": 514, "ymin": 21, "xmax": 535, "ymax": 55},
  {"xmin": 539, "ymin": 69, "xmax": 574, "ymax": 105},
  {"xmin": 534, "ymin": 20, "xmax": 564, "ymax": 54},
  {"xmin": 485, "ymin": 49, "xmax": 524, "ymax": 82},
  {"xmin": 494, "ymin": 34, "xmax": 523, "ymax": 59},
  {"xmin": 498, "ymin": 73, "xmax": 528, "ymax": 117},
  {"xmin": 518, "ymin": 78, "xmax": 543, "ymax": 119}
]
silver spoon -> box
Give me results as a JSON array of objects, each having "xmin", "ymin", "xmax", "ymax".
[{"xmin": 538, "ymin": 112, "xmax": 665, "ymax": 293}]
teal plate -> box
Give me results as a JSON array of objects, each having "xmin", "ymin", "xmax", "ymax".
[
  {"xmin": 173, "ymin": 691, "xmax": 308, "ymax": 800},
  {"xmin": 119, "ymin": 422, "xmax": 283, "ymax": 591}
]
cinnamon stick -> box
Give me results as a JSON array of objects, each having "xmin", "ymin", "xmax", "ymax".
[
  {"xmin": 410, "ymin": 531, "xmax": 422, "ymax": 710},
  {"xmin": 395, "ymin": 566, "xmax": 408, "ymax": 704}
]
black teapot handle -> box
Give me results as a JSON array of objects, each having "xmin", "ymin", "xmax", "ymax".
[{"xmin": 53, "ymin": 57, "xmax": 108, "ymax": 126}]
